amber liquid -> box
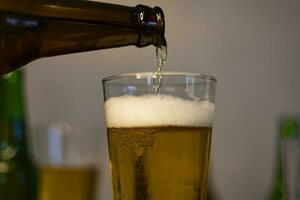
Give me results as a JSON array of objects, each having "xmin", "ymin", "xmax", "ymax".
[
  {"xmin": 153, "ymin": 45, "xmax": 167, "ymax": 93},
  {"xmin": 108, "ymin": 126, "xmax": 212, "ymax": 200},
  {"xmin": 38, "ymin": 166, "xmax": 97, "ymax": 200}
]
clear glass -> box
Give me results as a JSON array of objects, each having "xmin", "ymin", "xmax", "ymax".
[
  {"xmin": 30, "ymin": 122, "xmax": 100, "ymax": 200},
  {"xmin": 102, "ymin": 72, "xmax": 217, "ymax": 200},
  {"xmin": 282, "ymin": 139, "xmax": 300, "ymax": 200}
]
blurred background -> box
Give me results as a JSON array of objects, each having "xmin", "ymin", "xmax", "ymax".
[{"xmin": 23, "ymin": 0, "xmax": 300, "ymax": 199}]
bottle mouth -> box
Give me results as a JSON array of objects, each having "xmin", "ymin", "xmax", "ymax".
[{"xmin": 134, "ymin": 5, "xmax": 166, "ymax": 47}]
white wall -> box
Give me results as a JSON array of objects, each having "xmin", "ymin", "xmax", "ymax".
[{"xmin": 25, "ymin": 0, "xmax": 300, "ymax": 199}]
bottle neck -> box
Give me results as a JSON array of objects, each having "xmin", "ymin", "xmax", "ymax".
[
  {"xmin": 1, "ymin": 0, "xmax": 134, "ymax": 25},
  {"xmin": 134, "ymin": 5, "xmax": 166, "ymax": 47},
  {"xmin": 1, "ymin": 0, "xmax": 166, "ymax": 47},
  {"xmin": 0, "ymin": 1, "xmax": 166, "ymax": 75}
]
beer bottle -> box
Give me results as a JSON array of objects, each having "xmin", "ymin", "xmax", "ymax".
[
  {"xmin": 269, "ymin": 117, "xmax": 299, "ymax": 200},
  {"xmin": 0, "ymin": 0, "xmax": 166, "ymax": 75},
  {"xmin": 0, "ymin": 70, "xmax": 37, "ymax": 200}
]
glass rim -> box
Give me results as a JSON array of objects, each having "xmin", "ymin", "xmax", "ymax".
[{"xmin": 102, "ymin": 71, "xmax": 217, "ymax": 83}]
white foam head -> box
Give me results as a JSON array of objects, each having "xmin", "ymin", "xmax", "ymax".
[{"xmin": 104, "ymin": 94, "xmax": 214, "ymax": 128}]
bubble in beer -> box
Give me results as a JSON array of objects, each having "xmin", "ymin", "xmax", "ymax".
[{"xmin": 105, "ymin": 94, "xmax": 214, "ymax": 128}]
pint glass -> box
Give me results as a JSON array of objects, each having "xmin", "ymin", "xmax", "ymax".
[
  {"xmin": 102, "ymin": 72, "xmax": 217, "ymax": 200},
  {"xmin": 30, "ymin": 122, "xmax": 100, "ymax": 200}
]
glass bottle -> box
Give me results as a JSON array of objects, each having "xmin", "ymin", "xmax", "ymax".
[
  {"xmin": 269, "ymin": 117, "xmax": 299, "ymax": 200},
  {"xmin": 0, "ymin": 70, "xmax": 37, "ymax": 200},
  {"xmin": 0, "ymin": 0, "xmax": 166, "ymax": 75}
]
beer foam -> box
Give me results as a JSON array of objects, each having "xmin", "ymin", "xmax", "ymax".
[{"xmin": 105, "ymin": 94, "xmax": 214, "ymax": 128}]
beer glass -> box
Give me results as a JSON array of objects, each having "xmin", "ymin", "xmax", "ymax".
[
  {"xmin": 30, "ymin": 122, "xmax": 100, "ymax": 200},
  {"xmin": 102, "ymin": 72, "xmax": 217, "ymax": 200}
]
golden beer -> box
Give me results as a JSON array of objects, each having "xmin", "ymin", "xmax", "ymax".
[
  {"xmin": 104, "ymin": 94, "xmax": 215, "ymax": 200},
  {"xmin": 108, "ymin": 126, "xmax": 212, "ymax": 200},
  {"xmin": 38, "ymin": 167, "xmax": 97, "ymax": 200}
]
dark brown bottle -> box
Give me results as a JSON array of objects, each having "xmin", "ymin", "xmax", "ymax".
[{"xmin": 0, "ymin": 0, "xmax": 166, "ymax": 75}]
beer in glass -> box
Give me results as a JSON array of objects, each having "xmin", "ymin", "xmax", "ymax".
[
  {"xmin": 31, "ymin": 122, "xmax": 100, "ymax": 200},
  {"xmin": 103, "ymin": 72, "xmax": 217, "ymax": 200}
]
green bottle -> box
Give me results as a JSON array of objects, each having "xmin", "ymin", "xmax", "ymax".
[
  {"xmin": 0, "ymin": 70, "xmax": 37, "ymax": 200},
  {"xmin": 269, "ymin": 117, "xmax": 299, "ymax": 200}
]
